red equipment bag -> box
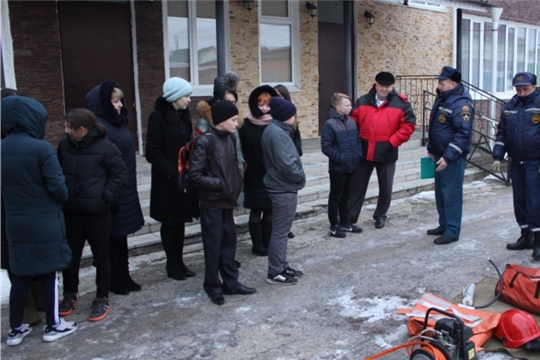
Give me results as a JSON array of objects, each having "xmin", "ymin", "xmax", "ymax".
[{"xmin": 495, "ymin": 264, "xmax": 540, "ymax": 316}]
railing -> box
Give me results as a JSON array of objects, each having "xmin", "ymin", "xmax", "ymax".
[{"xmin": 395, "ymin": 75, "xmax": 509, "ymax": 184}]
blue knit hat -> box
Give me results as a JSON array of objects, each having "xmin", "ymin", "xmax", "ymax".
[
  {"xmin": 269, "ymin": 97, "xmax": 296, "ymax": 121},
  {"xmin": 163, "ymin": 77, "xmax": 193, "ymax": 102}
]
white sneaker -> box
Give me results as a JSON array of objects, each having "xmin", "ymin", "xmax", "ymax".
[
  {"xmin": 7, "ymin": 323, "xmax": 32, "ymax": 346},
  {"xmin": 43, "ymin": 319, "xmax": 77, "ymax": 342}
]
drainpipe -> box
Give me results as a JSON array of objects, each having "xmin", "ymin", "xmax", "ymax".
[
  {"xmin": 490, "ymin": 7, "xmax": 503, "ymax": 147},
  {"xmin": 344, "ymin": 0, "xmax": 353, "ymax": 98},
  {"xmin": 215, "ymin": 0, "xmax": 226, "ymax": 75}
]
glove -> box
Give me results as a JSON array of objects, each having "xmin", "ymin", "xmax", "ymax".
[{"xmin": 492, "ymin": 160, "xmax": 501, "ymax": 172}]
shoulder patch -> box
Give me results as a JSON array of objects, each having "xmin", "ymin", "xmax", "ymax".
[
  {"xmin": 461, "ymin": 105, "xmax": 471, "ymax": 122},
  {"xmin": 397, "ymin": 93, "xmax": 409, "ymax": 104}
]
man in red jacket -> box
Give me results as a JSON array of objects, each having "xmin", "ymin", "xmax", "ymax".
[{"xmin": 348, "ymin": 72, "xmax": 416, "ymax": 229}]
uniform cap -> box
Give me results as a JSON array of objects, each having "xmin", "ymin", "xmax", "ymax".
[
  {"xmin": 512, "ymin": 72, "xmax": 537, "ymax": 86},
  {"xmin": 437, "ymin": 66, "xmax": 462, "ymax": 83}
]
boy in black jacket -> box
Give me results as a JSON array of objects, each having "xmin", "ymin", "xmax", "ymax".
[{"xmin": 189, "ymin": 100, "xmax": 256, "ymax": 305}]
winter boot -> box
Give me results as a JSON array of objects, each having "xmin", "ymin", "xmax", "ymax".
[
  {"xmin": 114, "ymin": 236, "xmax": 142, "ymax": 291},
  {"xmin": 174, "ymin": 228, "xmax": 195, "ymax": 277},
  {"xmin": 249, "ymin": 222, "xmax": 268, "ymax": 256},
  {"xmin": 109, "ymin": 240, "xmax": 130, "ymax": 295},
  {"xmin": 161, "ymin": 224, "xmax": 186, "ymax": 281},
  {"xmin": 261, "ymin": 220, "xmax": 273, "ymax": 251},
  {"xmin": 507, "ymin": 228, "xmax": 534, "ymax": 250},
  {"xmin": 532, "ymin": 231, "xmax": 540, "ymax": 262}
]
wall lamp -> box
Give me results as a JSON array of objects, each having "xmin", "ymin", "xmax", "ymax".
[
  {"xmin": 364, "ymin": 11, "xmax": 375, "ymax": 27},
  {"xmin": 306, "ymin": 2, "xmax": 318, "ymax": 18},
  {"xmin": 243, "ymin": 0, "xmax": 254, "ymax": 12}
]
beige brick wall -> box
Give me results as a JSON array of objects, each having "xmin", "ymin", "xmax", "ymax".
[
  {"xmin": 228, "ymin": 0, "xmax": 453, "ymax": 139},
  {"xmin": 357, "ymin": 1, "xmax": 453, "ymax": 93},
  {"xmin": 229, "ymin": 0, "xmax": 319, "ymax": 138}
]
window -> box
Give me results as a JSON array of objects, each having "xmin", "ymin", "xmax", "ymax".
[
  {"xmin": 461, "ymin": 16, "xmax": 540, "ymax": 96},
  {"xmin": 165, "ymin": 0, "xmax": 222, "ymax": 94},
  {"xmin": 259, "ymin": 0, "xmax": 299, "ymax": 87}
]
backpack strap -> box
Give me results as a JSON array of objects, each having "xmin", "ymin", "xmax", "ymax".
[{"xmin": 204, "ymin": 131, "xmax": 215, "ymax": 159}]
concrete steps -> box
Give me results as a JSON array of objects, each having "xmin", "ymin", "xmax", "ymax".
[{"xmin": 80, "ymin": 130, "xmax": 488, "ymax": 265}]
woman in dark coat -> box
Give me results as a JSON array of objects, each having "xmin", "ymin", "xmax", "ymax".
[
  {"xmin": 1, "ymin": 96, "xmax": 77, "ymax": 345},
  {"xmin": 239, "ymin": 85, "xmax": 279, "ymax": 256},
  {"xmin": 86, "ymin": 80, "xmax": 145, "ymax": 295},
  {"xmin": 146, "ymin": 77, "xmax": 198, "ymax": 280},
  {"xmin": 58, "ymin": 108, "xmax": 128, "ymax": 323}
]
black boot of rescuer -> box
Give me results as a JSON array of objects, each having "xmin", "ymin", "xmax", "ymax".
[
  {"xmin": 532, "ymin": 231, "xmax": 540, "ymax": 262},
  {"xmin": 507, "ymin": 228, "xmax": 533, "ymax": 250}
]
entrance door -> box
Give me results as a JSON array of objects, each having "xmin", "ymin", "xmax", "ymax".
[
  {"xmin": 317, "ymin": 1, "xmax": 346, "ymax": 133},
  {"xmin": 58, "ymin": 1, "xmax": 138, "ymax": 148}
]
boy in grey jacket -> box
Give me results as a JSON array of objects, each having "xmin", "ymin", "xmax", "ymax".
[{"xmin": 261, "ymin": 97, "xmax": 306, "ymax": 285}]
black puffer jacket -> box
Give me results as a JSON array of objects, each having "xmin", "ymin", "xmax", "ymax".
[
  {"xmin": 58, "ymin": 128, "xmax": 129, "ymax": 214},
  {"xmin": 189, "ymin": 126, "xmax": 243, "ymax": 209}
]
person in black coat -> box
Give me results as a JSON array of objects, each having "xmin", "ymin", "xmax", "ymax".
[
  {"xmin": 146, "ymin": 77, "xmax": 198, "ymax": 281},
  {"xmin": 2, "ymin": 95, "xmax": 77, "ymax": 345},
  {"xmin": 239, "ymin": 85, "xmax": 279, "ymax": 256},
  {"xmin": 87, "ymin": 80, "xmax": 145, "ymax": 295},
  {"xmin": 58, "ymin": 108, "xmax": 128, "ymax": 322}
]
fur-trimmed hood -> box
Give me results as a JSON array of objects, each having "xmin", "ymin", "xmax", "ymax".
[
  {"xmin": 152, "ymin": 96, "xmax": 191, "ymax": 124},
  {"xmin": 196, "ymin": 100, "xmax": 212, "ymax": 124}
]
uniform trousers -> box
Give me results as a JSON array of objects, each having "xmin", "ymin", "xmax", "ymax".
[
  {"xmin": 348, "ymin": 159, "xmax": 396, "ymax": 224},
  {"xmin": 328, "ymin": 170, "xmax": 354, "ymax": 226},
  {"xmin": 510, "ymin": 159, "xmax": 540, "ymax": 231},
  {"xmin": 62, "ymin": 210, "xmax": 111, "ymax": 298},
  {"xmin": 200, "ymin": 205, "xmax": 239, "ymax": 296},
  {"xmin": 434, "ymin": 156, "xmax": 466, "ymax": 239},
  {"xmin": 267, "ymin": 192, "xmax": 297, "ymax": 276},
  {"xmin": 10, "ymin": 272, "xmax": 58, "ymax": 328}
]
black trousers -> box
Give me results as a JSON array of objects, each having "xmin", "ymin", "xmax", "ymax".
[
  {"xmin": 200, "ymin": 205, "xmax": 239, "ymax": 296},
  {"xmin": 10, "ymin": 272, "xmax": 58, "ymax": 328},
  {"xmin": 348, "ymin": 160, "xmax": 396, "ymax": 224},
  {"xmin": 62, "ymin": 211, "xmax": 111, "ymax": 298},
  {"xmin": 328, "ymin": 170, "xmax": 354, "ymax": 226}
]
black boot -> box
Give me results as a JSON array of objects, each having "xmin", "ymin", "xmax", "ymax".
[
  {"xmin": 109, "ymin": 240, "xmax": 130, "ymax": 295},
  {"xmin": 161, "ymin": 224, "xmax": 187, "ymax": 281},
  {"xmin": 174, "ymin": 224, "xmax": 195, "ymax": 277},
  {"xmin": 262, "ymin": 220, "xmax": 273, "ymax": 251},
  {"xmin": 114, "ymin": 236, "xmax": 142, "ymax": 291},
  {"xmin": 507, "ymin": 228, "xmax": 534, "ymax": 250},
  {"xmin": 249, "ymin": 222, "xmax": 268, "ymax": 256},
  {"xmin": 533, "ymin": 231, "xmax": 540, "ymax": 262}
]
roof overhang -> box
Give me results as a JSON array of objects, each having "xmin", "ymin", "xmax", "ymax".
[{"xmin": 429, "ymin": 0, "xmax": 494, "ymax": 12}]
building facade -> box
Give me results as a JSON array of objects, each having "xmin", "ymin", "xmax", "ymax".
[{"xmin": 2, "ymin": 0, "xmax": 536, "ymax": 152}]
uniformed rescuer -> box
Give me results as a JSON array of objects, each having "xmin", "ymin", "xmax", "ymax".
[
  {"xmin": 426, "ymin": 66, "xmax": 475, "ymax": 245},
  {"xmin": 493, "ymin": 71, "xmax": 540, "ymax": 261}
]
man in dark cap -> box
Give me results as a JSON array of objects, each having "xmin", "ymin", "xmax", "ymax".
[
  {"xmin": 348, "ymin": 71, "xmax": 416, "ymax": 230},
  {"xmin": 189, "ymin": 100, "xmax": 256, "ymax": 305},
  {"xmin": 493, "ymin": 72, "xmax": 540, "ymax": 260},
  {"xmin": 261, "ymin": 97, "xmax": 306, "ymax": 285},
  {"xmin": 426, "ymin": 66, "xmax": 475, "ymax": 245}
]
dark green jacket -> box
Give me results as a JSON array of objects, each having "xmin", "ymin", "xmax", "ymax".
[{"xmin": 1, "ymin": 96, "xmax": 71, "ymax": 276}]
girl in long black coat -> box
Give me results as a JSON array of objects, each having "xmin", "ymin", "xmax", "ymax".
[
  {"xmin": 87, "ymin": 80, "xmax": 145, "ymax": 295},
  {"xmin": 146, "ymin": 77, "xmax": 198, "ymax": 280}
]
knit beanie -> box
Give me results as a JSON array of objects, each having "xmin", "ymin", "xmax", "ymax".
[
  {"xmin": 163, "ymin": 77, "xmax": 193, "ymax": 102},
  {"xmin": 269, "ymin": 97, "xmax": 296, "ymax": 121},
  {"xmin": 211, "ymin": 100, "xmax": 239, "ymax": 125}
]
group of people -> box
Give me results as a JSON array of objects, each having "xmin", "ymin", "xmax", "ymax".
[
  {"xmin": 2, "ymin": 80, "xmax": 145, "ymax": 345},
  {"xmin": 321, "ymin": 66, "xmax": 540, "ymax": 262},
  {"xmin": 1, "ymin": 65, "xmax": 538, "ymax": 346}
]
